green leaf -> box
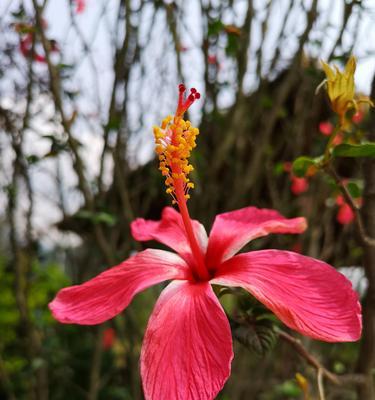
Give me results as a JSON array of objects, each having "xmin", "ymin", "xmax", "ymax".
[
  {"xmin": 16, "ymin": 25, "xmax": 35, "ymax": 34},
  {"xmin": 225, "ymin": 33, "xmax": 239, "ymax": 57},
  {"xmin": 260, "ymin": 95, "xmax": 273, "ymax": 109},
  {"xmin": 64, "ymin": 89, "xmax": 80, "ymax": 99},
  {"xmin": 207, "ymin": 20, "xmax": 224, "ymax": 36},
  {"xmin": 57, "ymin": 63, "xmax": 74, "ymax": 70},
  {"xmin": 95, "ymin": 212, "xmax": 117, "ymax": 226},
  {"xmin": 231, "ymin": 317, "xmax": 277, "ymax": 356},
  {"xmin": 292, "ymin": 156, "xmax": 320, "ymax": 177},
  {"xmin": 106, "ymin": 115, "xmax": 122, "ymax": 131},
  {"xmin": 11, "ymin": 7, "xmax": 26, "ymax": 19},
  {"xmin": 273, "ymin": 162, "xmax": 285, "ymax": 176},
  {"xmin": 346, "ymin": 182, "xmax": 362, "ymax": 198},
  {"xmin": 277, "ymin": 106, "xmax": 288, "ymax": 119},
  {"xmin": 333, "ymin": 361, "xmax": 346, "ymax": 374},
  {"xmin": 75, "ymin": 210, "xmax": 117, "ymax": 226},
  {"xmin": 26, "ymin": 154, "xmax": 40, "ymax": 164},
  {"xmin": 275, "ymin": 380, "xmax": 301, "ymax": 397},
  {"xmin": 332, "ymin": 143, "xmax": 375, "ymax": 158},
  {"xmin": 31, "ymin": 357, "xmax": 45, "ymax": 371},
  {"xmin": 57, "ymin": 63, "xmax": 75, "ymax": 79}
]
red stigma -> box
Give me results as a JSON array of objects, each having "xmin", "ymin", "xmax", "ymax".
[{"xmin": 176, "ymin": 84, "xmax": 201, "ymax": 117}]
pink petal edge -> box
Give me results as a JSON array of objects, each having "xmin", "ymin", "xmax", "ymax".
[
  {"xmin": 212, "ymin": 250, "xmax": 362, "ymax": 342},
  {"xmin": 206, "ymin": 206, "xmax": 307, "ymax": 268},
  {"xmin": 49, "ymin": 249, "xmax": 190, "ymax": 325},
  {"xmin": 131, "ymin": 207, "xmax": 208, "ymax": 265},
  {"xmin": 141, "ymin": 280, "xmax": 233, "ymax": 400}
]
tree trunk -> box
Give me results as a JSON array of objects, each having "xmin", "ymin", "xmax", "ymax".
[{"xmin": 356, "ymin": 75, "xmax": 375, "ymax": 400}]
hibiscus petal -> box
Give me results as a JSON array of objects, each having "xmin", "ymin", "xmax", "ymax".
[
  {"xmin": 131, "ymin": 207, "xmax": 208, "ymax": 264},
  {"xmin": 212, "ymin": 250, "xmax": 361, "ymax": 342},
  {"xmin": 49, "ymin": 249, "xmax": 190, "ymax": 325},
  {"xmin": 141, "ymin": 281, "xmax": 233, "ymax": 400},
  {"xmin": 206, "ymin": 206, "xmax": 307, "ymax": 267}
]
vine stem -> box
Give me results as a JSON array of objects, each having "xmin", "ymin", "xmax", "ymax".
[{"xmin": 323, "ymin": 125, "xmax": 341, "ymax": 161}]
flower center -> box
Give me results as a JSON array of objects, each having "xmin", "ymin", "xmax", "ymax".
[{"xmin": 153, "ymin": 85, "xmax": 210, "ymax": 282}]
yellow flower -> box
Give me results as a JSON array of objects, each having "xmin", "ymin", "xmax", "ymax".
[
  {"xmin": 320, "ymin": 56, "xmax": 373, "ymax": 127},
  {"xmin": 295, "ymin": 373, "xmax": 310, "ymax": 400}
]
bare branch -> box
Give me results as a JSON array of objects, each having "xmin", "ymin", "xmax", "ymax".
[{"xmin": 277, "ymin": 329, "xmax": 340, "ymax": 385}]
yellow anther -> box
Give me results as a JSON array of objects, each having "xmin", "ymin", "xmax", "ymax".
[
  {"xmin": 155, "ymin": 145, "xmax": 164, "ymax": 154},
  {"xmin": 154, "ymin": 114, "xmax": 199, "ymax": 201},
  {"xmin": 161, "ymin": 115, "xmax": 173, "ymax": 129},
  {"xmin": 183, "ymin": 164, "xmax": 194, "ymax": 173},
  {"xmin": 179, "ymin": 120, "xmax": 186, "ymax": 130},
  {"xmin": 167, "ymin": 145, "xmax": 177, "ymax": 152}
]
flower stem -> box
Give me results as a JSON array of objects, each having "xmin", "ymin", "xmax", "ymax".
[{"xmin": 323, "ymin": 125, "xmax": 340, "ymax": 161}]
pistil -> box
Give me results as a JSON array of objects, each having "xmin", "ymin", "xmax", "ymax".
[
  {"xmin": 174, "ymin": 181, "xmax": 210, "ymax": 281},
  {"xmin": 153, "ymin": 85, "xmax": 210, "ymax": 281}
]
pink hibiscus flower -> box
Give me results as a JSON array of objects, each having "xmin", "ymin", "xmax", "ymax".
[{"xmin": 49, "ymin": 86, "xmax": 361, "ymax": 400}]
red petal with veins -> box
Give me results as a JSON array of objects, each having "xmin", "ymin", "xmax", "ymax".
[
  {"xmin": 212, "ymin": 250, "xmax": 361, "ymax": 342},
  {"xmin": 49, "ymin": 249, "xmax": 190, "ymax": 325},
  {"xmin": 141, "ymin": 281, "xmax": 233, "ymax": 400},
  {"xmin": 206, "ymin": 206, "xmax": 307, "ymax": 268}
]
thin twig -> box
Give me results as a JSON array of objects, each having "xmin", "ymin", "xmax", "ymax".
[
  {"xmin": 317, "ymin": 368, "xmax": 326, "ymax": 400},
  {"xmin": 278, "ymin": 329, "xmax": 340, "ymax": 385},
  {"xmin": 278, "ymin": 329, "xmax": 367, "ymax": 389}
]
